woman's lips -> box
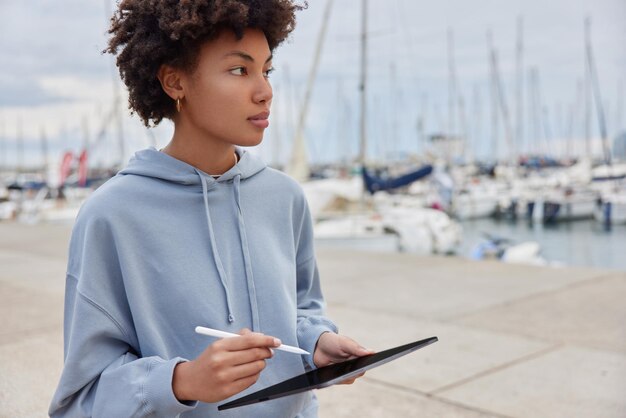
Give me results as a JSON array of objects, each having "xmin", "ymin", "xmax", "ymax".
[
  {"xmin": 248, "ymin": 111, "xmax": 270, "ymax": 129},
  {"xmin": 248, "ymin": 118, "xmax": 269, "ymax": 129}
]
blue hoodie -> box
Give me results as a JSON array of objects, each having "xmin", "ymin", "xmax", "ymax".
[{"xmin": 49, "ymin": 147, "xmax": 337, "ymax": 417}]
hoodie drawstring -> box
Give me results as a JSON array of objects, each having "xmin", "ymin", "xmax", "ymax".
[
  {"xmin": 233, "ymin": 175, "xmax": 260, "ymax": 331},
  {"xmin": 199, "ymin": 172, "xmax": 235, "ymax": 323},
  {"xmin": 196, "ymin": 171, "xmax": 261, "ymax": 330}
]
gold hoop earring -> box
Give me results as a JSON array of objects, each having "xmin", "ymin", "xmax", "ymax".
[{"xmin": 176, "ymin": 98, "xmax": 182, "ymax": 113}]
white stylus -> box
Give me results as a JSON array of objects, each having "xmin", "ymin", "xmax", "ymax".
[{"xmin": 194, "ymin": 326, "xmax": 310, "ymax": 355}]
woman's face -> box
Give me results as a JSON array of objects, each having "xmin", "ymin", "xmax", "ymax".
[{"xmin": 180, "ymin": 28, "xmax": 273, "ymax": 147}]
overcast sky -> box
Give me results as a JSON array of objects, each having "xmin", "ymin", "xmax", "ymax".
[{"xmin": 1, "ymin": 0, "xmax": 624, "ymax": 167}]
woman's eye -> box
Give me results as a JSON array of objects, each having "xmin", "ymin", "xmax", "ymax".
[
  {"xmin": 264, "ymin": 67, "xmax": 275, "ymax": 78},
  {"xmin": 230, "ymin": 67, "xmax": 247, "ymax": 76}
]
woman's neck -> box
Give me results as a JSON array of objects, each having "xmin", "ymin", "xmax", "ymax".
[{"xmin": 161, "ymin": 125, "xmax": 238, "ymax": 175}]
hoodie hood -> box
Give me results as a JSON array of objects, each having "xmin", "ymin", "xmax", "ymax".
[{"xmin": 119, "ymin": 146, "xmax": 266, "ymax": 184}]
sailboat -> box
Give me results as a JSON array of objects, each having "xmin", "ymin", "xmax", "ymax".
[
  {"xmin": 594, "ymin": 178, "xmax": 626, "ymax": 225},
  {"xmin": 0, "ymin": 180, "xmax": 17, "ymax": 220},
  {"xmin": 307, "ymin": 0, "xmax": 462, "ymax": 255},
  {"xmin": 288, "ymin": 0, "xmax": 399, "ymax": 252},
  {"xmin": 362, "ymin": 164, "xmax": 433, "ymax": 194}
]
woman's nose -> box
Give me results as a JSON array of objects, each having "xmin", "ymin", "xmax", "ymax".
[{"xmin": 252, "ymin": 78, "xmax": 273, "ymax": 104}]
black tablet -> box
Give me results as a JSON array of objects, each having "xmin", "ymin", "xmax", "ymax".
[{"xmin": 218, "ymin": 336, "xmax": 438, "ymax": 411}]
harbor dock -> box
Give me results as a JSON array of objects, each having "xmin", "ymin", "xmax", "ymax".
[{"xmin": 0, "ymin": 222, "xmax": 624, "ymax": 417}]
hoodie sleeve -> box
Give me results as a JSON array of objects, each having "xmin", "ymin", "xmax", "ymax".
[
  {"xmin": 49, "ymin": 215, "xmax": 197, "ymax": 417},
  {"xmin": 294, "ymin": 197, "xmax": 338, "ymax": 369}
]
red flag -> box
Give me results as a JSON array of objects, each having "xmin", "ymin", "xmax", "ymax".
[
  {"xmin": 59, "ymin": 151, "xmax": 74, "ymax": 186},
  {"xmin": 78, "ymin": 149, "xmax": 88, "ymax": 187}
]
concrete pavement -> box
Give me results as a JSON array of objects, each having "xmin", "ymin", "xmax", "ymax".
[{"xmin": 0, "ymin": 222, "xmax": 624, "ymax": 417}]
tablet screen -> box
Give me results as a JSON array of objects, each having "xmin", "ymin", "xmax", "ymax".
[{"xmin": 218, "ymin": 336, "xmax": 438, "ymax": 411}]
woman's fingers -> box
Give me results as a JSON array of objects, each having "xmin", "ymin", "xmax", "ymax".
[
  {"xmin": 338, "ymin": 336, "xmax": 375, "ymax": 358},
  {"xmin": 228, "ymin": 359, "xmax": 268, "ymax": 381},
  {"xmin": 215, "ymin": 331, "xmax": 281, "ymax": 352},
  {"xmin": 198, "ymin": 346, "xmax": 270, "ymax": 387},
  {"xmin": 226, "ymin": 346, "xmax": 274, "ymax": 366},
  {"xmin": 179, "ymin": 330, "xmax": 286, "ymax": 403},
  {"xmin": 338, "ymin": 372, "xmax": 366, "ymax": 385},
  {"xmin": 218, "ymin": 354, "xmax": 273, "ymax": 396},
  {"xmin": 314, "ymin": 332, "xmax": 376, "ymax": 368},
  {"xmin": 229, "ymin": 373, "xmax": 262, "ymax": 394}
]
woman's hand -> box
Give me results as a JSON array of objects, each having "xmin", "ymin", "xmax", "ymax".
[
  {"xmin": 313, "ymin": 332, "xmax": 375, "ymax": 384},
  {"xmin": 172, "ymin": 328, "xmax": 280, "ymax": 403}
]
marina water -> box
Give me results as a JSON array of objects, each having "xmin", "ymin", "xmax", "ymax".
[{"xmin": 458, "ymin": 217, "xmax": 626, "ymax": 271}]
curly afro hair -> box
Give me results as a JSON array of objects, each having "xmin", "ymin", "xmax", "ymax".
[{"xmin": 105, "ymin": 0, "xmax": 307, "ymax": 127}]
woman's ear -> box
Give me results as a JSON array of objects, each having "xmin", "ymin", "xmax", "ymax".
[{"xmin": 157, "ymin": 64, "xmax": 185, "ymax": 100}]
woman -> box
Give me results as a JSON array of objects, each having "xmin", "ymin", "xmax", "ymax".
[{"xmin": 49, "ymin": 1, "xmax": 372, "ymax": 417}]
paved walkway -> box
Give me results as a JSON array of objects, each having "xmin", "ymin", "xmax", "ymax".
[{"xmin": 0, "ymin": 222, "xmax": 624, "ymax": 417}]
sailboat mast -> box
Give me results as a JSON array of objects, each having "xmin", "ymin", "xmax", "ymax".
[
  {"xmin": 40, "ymin": 127, "xmax": 49, "ymax": 173},
  {"xmin": 488, "ymin": 31, "xmax": 499, "ymax": 163},
  {"xmin": 566, "ymin": 102, "xmax": 575, "ymax": 159},
  {"xmin": 336, "ymin": 78, "xmax": 351, "ymax": 167},
  {"xmin": 617, "ymin": 80, "xmax": 624, "ymax": 136},
  {"xmin": 584, "ymin": 17, "xmax": 592, "ymax": 157},
  {"xmin": 515, "ymin": 16, "xmax": 524, "ymax": 155},
  {"xmin": 447, "ymin": 28, "xmax": 456, "ymax": 141},
  {"xmin": 585, "ymin": 16, "xmax": 611, "ymax": 165},
  {"xmin": 17, "ymin": 118, "xmax": 24, "ymax": 173},
  {"xmin": 358, "ymin": 0, "xmax": 368, "ymax": 165},
  {"xmin": 528, "ymin": 68, "xmax": 540, "ymax": 155},
  {"xmin": 416, "ymin": 93, "xmax": 428, "ymax": 155},
  {"xmin": 293, "ymin": 0, "xmax": 333, "ymax": 148},
  {"xmin": 472, "ymin": 84, "xmax": 482, "ymax": 162},
  {"xmin": 390, "ymin": 62, "xmax": 398, "ymax": 162},
  {"xmin": 287, "ymin": 0, "xmax": 333, "ymax": 181},
  {"xmin": 458, "ymin": 92, "xmax": 469, "ymax": 162},
  {"xmin": 0, "ymin": 120, "xmax": 5, "ymax": 172},
  {"xmin": 488, "ymin": 31, "xmax": 515, "ymax": 165},
  {"xmin": 447, "ymin": 28, "xmax": 456, "ymax": 164},
  {"xmin": 571, "ymin": 79, "xmax": 583, "ymax": 157},
  {"xmin": 532, "ymin": 70, "xmax": 551, "ymax": 156}
]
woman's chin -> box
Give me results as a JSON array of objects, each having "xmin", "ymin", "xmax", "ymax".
[{"xmin": 236, "ymin": 136, "xmax": 264, "ymax": 147}]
